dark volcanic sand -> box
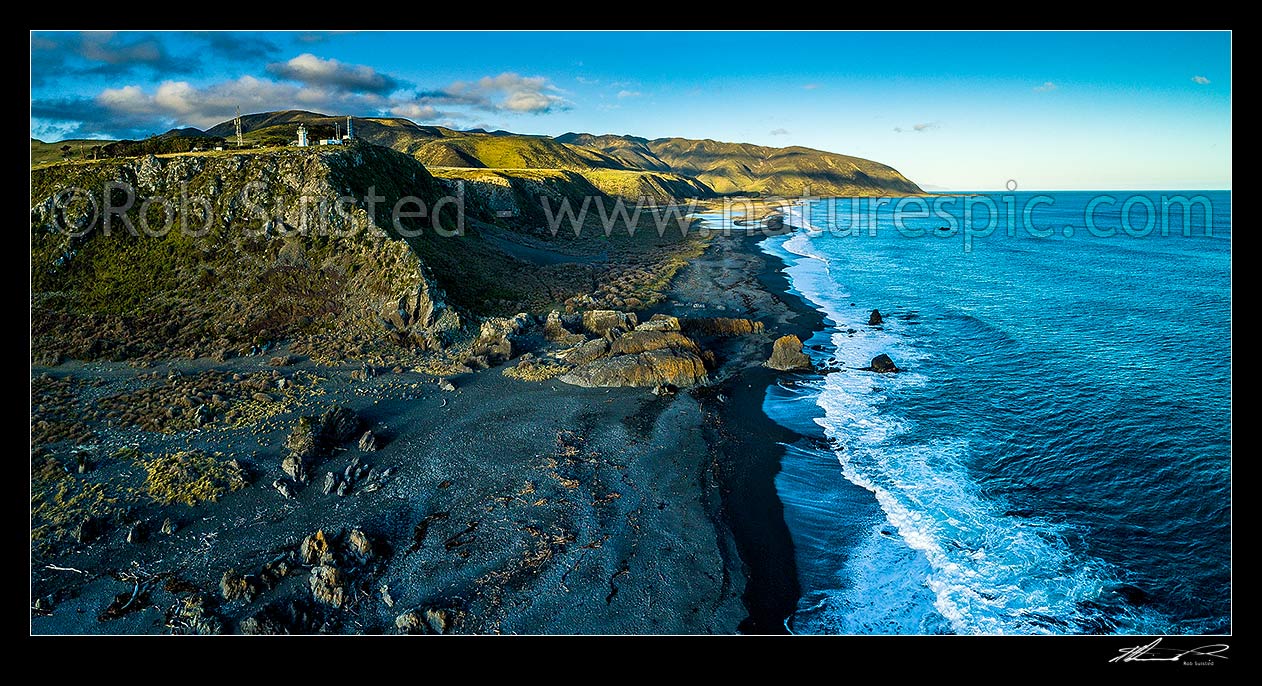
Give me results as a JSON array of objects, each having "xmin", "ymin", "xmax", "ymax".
[{"xmin": 30, "ymin": 227, "xmax": 819, "ymax": 635}]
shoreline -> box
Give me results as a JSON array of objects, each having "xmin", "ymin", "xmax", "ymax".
[{"xmin": 664, "ymin": 223, "xmax": 826, "ymax": 633}]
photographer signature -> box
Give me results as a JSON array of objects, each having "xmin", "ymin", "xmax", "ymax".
[{"xmin": 1110, "ymin": 638, "xmax": 1229, "ymax": 663}]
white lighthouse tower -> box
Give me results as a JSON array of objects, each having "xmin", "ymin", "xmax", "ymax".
[
  {"xmin": 297, "ymin": 124, "xmax": 309, "ymax": 147},
  {"xmin": 345, "ymin": 116, "xmax": 353, "ymax": 141}
]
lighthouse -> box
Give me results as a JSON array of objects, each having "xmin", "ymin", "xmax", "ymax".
[
  {"xmin": 297, "ymin": 124, "xmax": 309, "ymax": 147},
  {"xmin": 345, "ymin": 116, "xmax": 354, "ymax": 141}
]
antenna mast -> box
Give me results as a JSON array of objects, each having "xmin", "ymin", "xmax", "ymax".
[{"xmin": 234, "ymin": 106, "xmax": 244, "ymax": 148}]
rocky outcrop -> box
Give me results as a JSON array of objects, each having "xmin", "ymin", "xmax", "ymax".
[
  {"xmin": 544, "ymin": 310, "xmax": 586, "ymax": 344},
  {"xmin": 470, "ymin": 313, "xmax": 532, "ymax": 365},
  {"xmin": 870, "ymin": 354, "xmax": 900, "ymax": 373},
  {"xmin": 766, "ymin": 335, "xmax": 812, "ymax": 371},
  {"xmin": 282, "ymin": 407, "xmax": 361, "ymax": 485},
  {"xmin": 634, "ymin": 314, "xmax": 681, "ymax": 332},
  {"xmin": 868, "ymin": 309, "xmax": 883, "ymax": 326},
  {"xmin": 560, "ymin": 348, "xmax": 708, "ymax": 388},
  {"xmin": 30, "ymin": 144, "xmax": 466, "ymax": 363},
  {"xmin": 681, "ymin": 317, "xmax": 764, "ymax": 337},
  {"xmin": 558, "ymin": 338, "xmax": 609, "ymax": 366},
  {"xmin": 581, "ymin": 310, "xmax": 638, "ymax": 339},
  {"xmin": 609, "ymin": 330, "xmax": 701, "ymax": 356}
]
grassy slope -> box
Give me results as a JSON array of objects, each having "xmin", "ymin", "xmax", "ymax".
[
  {"xmin": 560, "ymin": 133, "xmax": 924, "ymax": 197},
  {"xmin": 32, "ymin": 139, "xmax": 116, "ymax": 168}
]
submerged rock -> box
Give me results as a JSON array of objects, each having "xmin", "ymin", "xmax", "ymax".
[
  {"xmin": 870, "ymin": 354, "xmax": 900, "ymax": 373},
  {"xmin": 766, "ymin": 334, "xmax": 812, "ymax": 372}
]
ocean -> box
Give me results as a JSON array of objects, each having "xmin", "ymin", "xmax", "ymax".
[{"xmin": 759, "ymin": 191, "xmax": 1231, "ymax": 635}]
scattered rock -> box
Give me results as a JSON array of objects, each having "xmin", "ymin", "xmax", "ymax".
[
  {"xmin": 765, "ymin": 213, "xmax": 785, "ymax": 231},
  {"xmin": 395, "ymin": 608, "xmax": 426, "ymax": 634},
  {"xmin": 309, "ymin": 565, "xmax": 345, "ymax": 607},
  {"xmin": 281, "ymin": 454, "xmax": 308, "ymax": 484},
  {"xmin": 437, "ymin": 378, "xmax": 457, "ymax": 392},
  {"xmin": 160, "ymin": 518, "xmax": 177, "ymax": 535},
  {"xmin": 272, "ymin": 478, "xmax": 298, "ymax": 499},
  {"xmin": 220, "ymin": 568, "xmax": 254, "ymax": 601},
  {"xmin": 300, "ymin": 530, "xmax": 334, "ymax": 566},
  {"xmin": 652, "ymin": 383, "xmax": 678, "ymax": 396},
  {"xmin": 544, "ymin": 310, "xmax": 584, "ymax": 343},
  {"xmin": 380, "ymin": 585, "xmax": 395, "ymax": 608},
  {"xmin": 320, "ymin": 407, "xmax": 360, "ymax": 445},
  {"xmin": 71, "ymin": 516, "xmax": 98, "ymax": 544},
  {"xmin": 322, "ymin": 472, "xmax": 338, "ymax": 495},
  {"xmin": 345, "ymin": 529, "xmax": 373, "ymax": 563},
  {"xmin": 126, "ymin": 521, "xmax": 146, "ymax": 544},
  {"xmin": 868, "ymin": 309, "xmax": 883, "ymax": 326},
  {"xmin": 425, "ymin": 608, "xmax": 454, "ymax": 635},
  {"xmin": 269, "ymin": 355, "xmax": 296, "ymax": 367},
  {"xmin": 357, "ymin": 430, "xmax": 379, "ymax": 452},
  {"xmin": 870, "ymin": 354, "xmax": 900, "ymax": 373},
  {"xmin": 766, "ymin": 334, "xmax": 812, "ymax": 372},
  {"xmin": 559, "ymin": 338, "xmax": 610, "ymax": 366}
]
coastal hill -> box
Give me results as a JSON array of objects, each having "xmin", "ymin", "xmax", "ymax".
[{"xmin": 558, "ymin": 132, "xmax": 924, "ymax": 197}]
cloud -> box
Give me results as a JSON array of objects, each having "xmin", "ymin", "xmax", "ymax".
[
  {"xmin": 802, "ymin": 84, "xmax": 818, "ymax": 90},
  {"xmin": 575, "ymin": 76, "xmax": 599, "ymax": 85},
  {"xmin": 1033, "ymin": 81, "xmax": 1057, "ymax": 92},
  {"xmin": 31, "ymin": 31, "xmax": 197, "ymax": 85},
  {"xmin": 267, "ymin": 53, "xmax": 402, "ymax": 94},
  {"xmin": 194, "ymin": 32, "xmax": 281, "ymax": 62},
  {"xmin": 1192, "ymin": 75, "xmax": 1211, "ymax": 85},
  {"xmin": 294, "ymin": 31, "xmax": 356, "ymax": 44},
  {"xmin": 616, "ymin": 90, "xmax": 641, "ymax": 99},
  {"xmin": 893, "ymin": 122, "xmax": 940, "ymax": 133},
  {"xmin": 414, "ymin": 72, "xmax": 570, "ymax": 114},
  {"xmin": 769, "ymin": 128, "xmax": 790, "ymax": 136}
]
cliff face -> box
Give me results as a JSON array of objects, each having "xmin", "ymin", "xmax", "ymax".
[{"xmin": 30, "ymin": 144, "xmax": 462, "ymax": 362}]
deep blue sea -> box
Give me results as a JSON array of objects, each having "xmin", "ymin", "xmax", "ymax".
[{"xmin": 760, "ymin": 191, "xmax": 1231, "ymax": 635}]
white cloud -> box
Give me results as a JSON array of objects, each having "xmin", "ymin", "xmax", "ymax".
[
  {"xmin": 92, "ymin": 76, "xmax": 392, "ymax": 129},
  {"xmin": 576, "ymin": 76, "xmax": 599, "ymax": 85},
  {"xmin": 802, "ymin": 83, "xmax": 819, "ymax": 90},
  {"xmin": 1034, "ymin": 81, "xmax": 1057, "ymax": 92},
  {"xmin": 416, "ymin": 72, "xmax": 570, "ymax": 114},
  {"xmin": 769, "ymin": 128, "xmax": 790, "ymax": 136},
  {"xmin": 616, "ymin": 90, "xmax": 642, "ymax": 99},
  {"xmin": 913, "ymin": 122, "xmax": 939, "ymax": 132},
  {"xmin": 1192, "ymin": 75, "xmax": 1211, "ymax": 85},
  {"xmin": 267, "ymin": 53, "xmax": 401, "ymax": 94}
]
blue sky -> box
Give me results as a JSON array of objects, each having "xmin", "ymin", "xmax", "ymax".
[{"xmin": 30, "ymin": 31, "xmax": 1231, "ymax": 190}]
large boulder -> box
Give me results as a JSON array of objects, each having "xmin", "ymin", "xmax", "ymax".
[
  {"xmin": 681, "ymin": 317, "xmax": 764, "ymax": 337},
  {"xmin": 609, "ymin": 331, "xmax": 701, "ymax": 356},
  {"xmin": 560, "ymin": 349, "xmax": 708, "ymax": 388},
  {"xmin": 580, "ymin": 310, "xmax": 638, "ymax": 339},
  {"xmin": 870, "ymin": 354, "xmax": 900, "ymax": 373},
  {"xmin": 868, "ymin": 309, "xmax": 883, "ymax": 326},
  {"xmin": 766, "ymin": 335, "xmax": 812, "ymax": 372},
  {"xmin": 282, "ymin": 407, "xmax": 361, "ymax": 485}
]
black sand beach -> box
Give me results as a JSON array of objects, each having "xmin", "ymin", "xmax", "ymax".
[{"xmin": 30, "ymin": 224, "xmax": 823, "ymax": 635}]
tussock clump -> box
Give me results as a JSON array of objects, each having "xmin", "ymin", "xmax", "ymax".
[
  {"xmin": 141, "ymin": 450, "xmax": 248, "ymax": 506},
  {"xmin": 503, "ymin": 358, "xmax": 570, "ymax": 381}
]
